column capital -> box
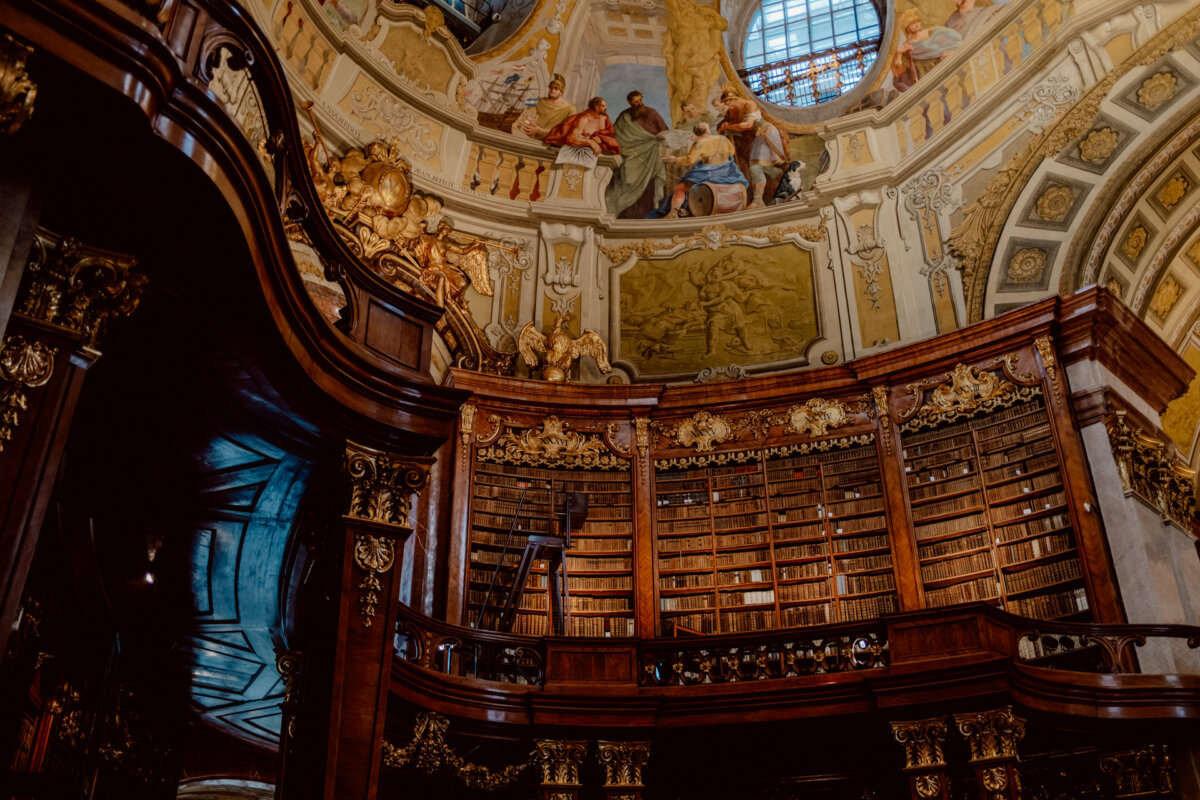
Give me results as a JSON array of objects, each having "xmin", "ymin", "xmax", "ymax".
[
  {"xmin": 534, "ymin": 739, "xmax": 587, "ymax": 787},
  {"xmin": 890, "ymin": 717, "xmax": 948, "ymax": 770},
  {"xmin": 597, "ymin": 740, "xmax": 651, "ymax": 788},
  {"xmin": 344, "ymin": 442, "xmax": 431, "ymax": 530},
  {"xmin": 953, "ymin": 706, "xmax": 1026, "ymax": 763}
]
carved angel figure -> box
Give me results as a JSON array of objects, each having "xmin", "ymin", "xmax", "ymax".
[
  {"xmin": 518, "ymin": 315, "xmax": 612, "ymax": 383},
  {"xmin": 413, "ymin": 221, "xmax": 493, "ymax": 307}
]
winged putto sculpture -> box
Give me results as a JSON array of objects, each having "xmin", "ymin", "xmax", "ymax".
[{"xmin": 518, "ymin": 315, "xmax": 612, "ymax": 383}]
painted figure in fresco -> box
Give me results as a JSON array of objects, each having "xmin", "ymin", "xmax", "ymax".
[
  {"xmin": 891, "ymin": 8, "xmax": 963, "ymax": 92},
  {"xmin": 512, "ymin": 73, "xmax": 576, "ymax": 140},
  {"xmin": 649, "ymin": 123, "xmax": 748, "ymax": 219},
  {"xmin": 716, "ymin": 89, "xmax": 789, "ymax": 208},
  {"xmin": 663, "ymin": 0, "xmax": 729, "ymax": 117},
  {"xmin": 944, "ymin": 0, "xmax": 995, "ymax": 38},
  {"xmin": 607, "ymin": 91, "xmax": 670, "ymax": 219},
  {"xmin": 544, "ymin": 97, "xmax": 620, "ymax": 167},
  {"xmin": 674, "ymin": 101, "xmax": 716, "ymax": 130}
]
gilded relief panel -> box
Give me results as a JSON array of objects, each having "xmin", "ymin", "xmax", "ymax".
[{"xmin": 616, "ymin": 243, "xmax": 819, "ymax": 379}]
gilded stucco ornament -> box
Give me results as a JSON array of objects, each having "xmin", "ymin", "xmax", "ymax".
[
  {"xmin": 345, "ymin": 443, "xmax": 431, "ymax": 527},
  {"xmin": 383, "ymin": 712, "xmax": 534, "ymax": 789},
  {"xmin": 1033, "ymin": 335, "xmax": 1062, "ymax": 406},
  {"xmin": 597, "ymin": 741, "xmax": 651, "ymax": 787},
  {"xmin": 891, "ymin": 717, "xmax": 948, "ymax": 769},
  {"xmin": 0, "ymin": 33, "xmax": 36, "ymax": 135},
  {"xmin": 459, "ymin": 402, "xmax": 476, "ymax": 467},
  {"xmin": 1149, "ymin": 274, "xmax": 1182, "ymax": 320},
  {"xmin": 1104, "ymin": 410, "xmax": 1195, "ymax": 528},
  {"xmin": 1124, "ymin": 225, "xmax": 1148, "ymax": 261},
  {"xmin": 872, "ymin": 386, "xmax": 893, "ymax": 454},
  {"xmin": 1099, "ymin": 746, "xmax": 1176, "ymax": 795},
  {"xmin": 480, "ymin": 416, "xmax": 626, "ymax": 469},
  {"xmin": 518, "ymin": 314, "xmax": 612, "ymax": 383},
  {"xmin": 597, "ymin": 220, "xmax": 825, "ymax": 264},
  {"xmin": 655, "ymin": 411, "xmax": 737, "ymax": 452},
  {"xmin": 899, "ymin": 356, "xmax": 1039, "ymax": 430},
  {"xmin": 776, "ymin": 398, "xmax": 852, "ymax": 437},
  {"xmin": 275, "ymin": 649, "xmax": 303, "ymax": 738},
  {"xmin": 535, "ymin": 739, "xmax": 588, "ymax": 786},
  {"xmin": 1157, "ymin": 175, "xmax": 1189, "ymax": 209},
  {"xmin": 353, "ymin": 534, "xmax": 395, "ymax": 627}
]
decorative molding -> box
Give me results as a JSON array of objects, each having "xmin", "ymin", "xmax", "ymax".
[
  {"xmin": 898, "ymin": 356, "xmax": 1041, "ymax": 430},
  {"xmin": 345, "ymin": 442, "xmax": 431, "ymax": 528},
  {"xmin": 22, "ymin": 229, "xmax": 145, "ymax": 347},
  {"xmin": 848, "ymin": 224, "xmax": 887, "ymax": 310},
  {"xmin": 597, "ymin": 220, "xmax": 826, "ymax": 264},
  {"xmin": 633, "ymin": 417, "xmax": 650, "ymax": 461},
  {"xmin": 872, "ymin": 386, "xmax": 893, "ymax": 455},
  {"xmin": 596, "ymin": 741, "xmax": 651, "ymax": 788},
  {"xmin": 653, "ymin": 411, "xmax": 738, "ymax": 452},
  {"xmin": 774, "ymin": 398, "xmax": 853, "ymax": 437},
  {"xmin": 353, "ymin": 533, "xmax": 396, "ymax": 627},
  {"xmin": 0, "ymin": 335, "xmax": 57, "ymax": 452},
  {"xmin": 383, "ymin": 712, "xmax": 533, "ymax": 789},
  {"xmin": 891, "ymin": 717, "xmax": 948, "ymax": 769},
  {"xmin": 654, "ymin": 434, "xmax": 876, "ymax": 470},
  {"xmin": 1136, "ymin": 71, "xmax": 1178, "ymax": 111},
  {"xmin": 954, "ymin": 707, "xmax": 1026, "ymax": 762},
  {"xmin": 1104, "ymin": 410, "xmax": 1196, "ymax": 528},
  {"xmin": 1016, "ymin": 73, "xmax": 1080, "ymax": 134},
  {"xmin": 534, "ymin": 739, "xmax": 588, "ymax": 786},
  {"xmin": 694, "ymin": 364, "xmax": 749, "ymax": 383},
  {"xmin": 479, "ymin": 416, "xmax": 628, "ymax": 469},
  {"xmin": 1033, "ymin": 335, "xmax": 1062, "ymax": 406},
  {"xmin": 0, "ymin": 33, "xmax": 37, "ymax": 135}
]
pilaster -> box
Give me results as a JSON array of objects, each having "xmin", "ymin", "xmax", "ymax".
[
  {"xmin": 891, "ymin": 716, "xmax": 951, "ymax": 800},
  {"xmin": 597, "ymin": 740, "xmax": 651, "ymax": 800},
  {"xmin": 534, "ymin": 739, "xmax": 587, "ymax": 800}
]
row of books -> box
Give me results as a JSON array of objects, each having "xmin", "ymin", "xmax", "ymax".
[
  {"xmin": 716, "ymin": 531, "xmax": 772, "ymax": 549},
  {"xmin": 914, "ymin": 511, "xmax": 988, "ymax": 541},
  {"xmin": 833, "ymin": 552, "xmax": 894, "ymax": 573},
  {"xmin": 660, "ymin": 572, "xmax": 715, "ymax": 589},
  {"xmin": 772, "ymin": 522, "xmax": 825, "ymax": 541},
  {"xmin": 991, "ymin": 491, "xmax": 1066, "ymax": 522},
  {"xmin": 656, "ymin": 504, "xmax": 714, "ymax": 521},
  {"xmin": 911, "ymin": 492, "xmax": 983, "ymax": 521},
  {"xmin": 566, "ymin": 555, "xmax": 633, "ymax": 571},
  {"xmin": 907, "ymin": 461, "xmax": 975, "ymax": 484},
  {"xmin": 718, "ymin": 567, "xmax": 771, "ymax": 585},
  {"xmin": 780, "ymin": 580, "xmax": 830, "ymax": 601},
  {"xmin": 713, "ymin": 486, "xmax": 766, "ymax": 502},
  {"xmin": 662, "ymin": 612, "xmax": 718, "ymax": 634},
  {"xmin": 657, "ymin": 533, "xmax": 712, "ymax": 553},
  {"xmin": 977, "ymin": 422, "xmax": 1051, "ymax": 454},
  {"xmin": 901, "ymin": 430, "xmax": 972, "ymax": 459},
  {"xmin": 472, "ymin": 512, "xmax": 551, "ymax": 532},
  {"xmin": 837, "ymin": 572, "xmax": 896, "ymax": 595},
  {"xmin": 573, "ymin": 537, "xmax": 633, "ymax": 553},
  {"xmin": 658, "ymin": 554, "xmax": 714, "ymax": 571},
  {"xmin": 840, "ymin": 592, "xmax": 898, "ymax": 621},
  {"xmin": 996, "ymin": 512, "xmax": 1071, "ymax": 542},
  {"xmin": 575, "ymin": 521, "xmax": 634, "ymax": 535},
  {"xmin": 471, "ymin": 486, "xmax": 551, "ymax": 504},
  {"xmin": 570, "ymin": 575, "xmax": 632, "ymax": 590},
  {"xmin": 778, "ymin": 561, "xmax": 831, "ymax": 580},
  {"xmin": 1008, "ymin": 586, "xmax": 1089, "ymax": 618},
  {"xmin": 712, "ymin": 474, "xmax": 756, "ymax": 489},
  {"xmin": 905, "ymin": 444, "xmax": 975, "ymax": 471},
  {"xmin": 983, "ymin": 452, "xmax": 1058, "ymax": 485},
  {"xmin": 829, "ymin": 515, "xmax": 888, "ymax": 534},
  {"xmin": 717, "ymin": 548, "xmax": 772, "ymax": 567},
  {"xmin": 660, "ymin": 593, "xmax": 714, "ymax": 610},
  {"xmin": 979, "ymin": 439, "xmax": 1054, "ymax": 470},
  {"xmin": 998, "ymin": 532, "xmax": 1074, "ymax": 566},
  {"xmin": 721, "ymin": 608, "xmax": 777, "ymax": 632},
  {"xmin": 512, "ymin": 614, "xmax": 636, "ymax": 637},
  {"xmin": 720, "ymin": 589, "xmax": 776, "ymax": 607},
  {"xmin": 908, "ymin": 473, "xmax": 979, "ymax": 500},
  {"xmin": 765, "ymin": 477, "xmax": 823, "ymax": 494},
  {"xmin": 710, "ymin": 498, "xmax": 771, "ymax": 516},
  {"xmin": 925, "ymin": 576, "xmax": 1001, "ymax": 607},
  {"xmin": 1005, "ymin": 557, "xmax": 1082, "ymax": 594},
  {"xmin": 768, "ymin": 490, "xmax": 826, "ymax": 508},
  {"xmin": 986, "ymin": 471, "xmax": 1062, "ymax": 503},
  {"xmin": 781, "ymin": 603, "xmax": 832, "ymax": 627},
  {"xmin": 712, "ymin": 512, "xmax": 770, "ymax": 531},
  {"xmin": 920, "ymin": 551, "xmax": 996, "ymax": 583},
  {"xmin": 657, "ymin": 517, "xmax": 714, "ymax": 535},
  {"xmin": 569, "ymin": 596, "xmax": 632, "ymax": 612},
  {"xmin": 833, "ymin": 533, "xmax": 890, "ymax": 554},
  {"xmin": 477, "ymin": 465, "xmax": 629, "ymax": 481},
  {"xmin": 918, "ymin": 530, "xmax": 989, "ymax": 559}
]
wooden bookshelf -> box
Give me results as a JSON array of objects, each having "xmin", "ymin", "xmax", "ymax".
[
  {"xmin": 653, "ymin": 438, "xmax": 898, "ymax": 634},
  {"xmin": 467, "ymin": 462, "xmax": 636, "ymax": 637},
  {"xmin": 900, "ymin": 396, "xmax": 1090, "ymax": 620}
]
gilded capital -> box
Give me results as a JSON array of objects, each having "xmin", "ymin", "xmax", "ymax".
[
  {"xmin": 0, "ymin": 33, "xmax": 36, "ymax": 135},
  {"xmin": 534, "ymin": 740, "xmax": 587, "ymax": 786},
  {"xmin": 891, "ymin": 717, "xmax": 948, "ymax": 770},
  {"xmin": 344, "ymin": 442, "xmax": 431, "ymax": 529},
  {"xmin": 953, "ymin": 707, "xmax": 1025, "ymax": 762},
  {"xmin": 20, "ymin": 230, "xmax": 145, "ymax": 348},
  {"xmin": 597, "ymin": 741, "xmax": 651, "ymax": 788},
  {"xmin": 1099, "ymin": 745, "xmax": 1175, "ymax": 795}
]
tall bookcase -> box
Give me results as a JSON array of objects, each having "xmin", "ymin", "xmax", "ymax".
[
  {"xmin": 466, "ymin": 462, "xmax": 636, "ymax": 637},
  {"xmin": 900, "ymin": 394, "xmax": 1089, "ymax": 619},
  {"xmin": 653, "ymin": 437, "xmax": 899, "ymax": 635}
]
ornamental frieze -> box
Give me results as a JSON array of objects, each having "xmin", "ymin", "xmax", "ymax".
[
  {"xmin": 477, "ymin": 415, "xmax": 628, "ymax": 469},
  {"xmin": 898, "ymin": 354, "xmax": 1041, "ymax": 431}
]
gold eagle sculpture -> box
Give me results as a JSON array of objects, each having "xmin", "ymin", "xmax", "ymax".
[{"xmin": 518, "ymin": 315, "xmax": 612, "ymax": 383}]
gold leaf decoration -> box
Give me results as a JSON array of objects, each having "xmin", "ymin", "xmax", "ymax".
[
  {"xmin": 383, "ymin": 712, "xmax": 535, "ymax": 789},
  {"xmin": 1157, "ymin": 175, "xmax": 1190, "ymax": 210},
  {"xmin": 1124, "ymin": 226, "xmax": 1149, "ymax": 261},
  {"xmin": 479, "ymin": 416, "xmax": 627, "ymax": 469},
  {"xmin": 353, "ymin": 533, "xmax": 395, "ymax": 627},
  {"xmin": 1105, "ymin": 410, "xmax": 1196, "ymax": 527},
  {"xmin": 775, "ymin": 398, "xmax": 852, "ymax": 437},
  {"xmin": 654, "ymin": 411, "xmax": 737, "ymax": 452},
  {"xmin": 899, "ymin": 361, "xmax": 1040, "ymax": 430}
]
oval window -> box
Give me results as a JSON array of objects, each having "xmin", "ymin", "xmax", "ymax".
[{"xmin": 740, "ymin": 0, "xmax": 883, "ymax": 108}]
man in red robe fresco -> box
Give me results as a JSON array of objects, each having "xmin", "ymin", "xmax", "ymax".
[{"xmin": 544, "ymin": 97, "xmax": 620, "ymax": 169}]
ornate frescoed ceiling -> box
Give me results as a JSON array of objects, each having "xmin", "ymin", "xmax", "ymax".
[{"xmin": 231, "ymin": 0, "xmax": 1200, "ymax": 457}]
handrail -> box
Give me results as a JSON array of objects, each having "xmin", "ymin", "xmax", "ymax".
[{"xmin": 395, "ymin": 602, "xmax": 1200, "ymax": 689}]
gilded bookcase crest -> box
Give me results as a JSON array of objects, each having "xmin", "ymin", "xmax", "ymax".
[
  {"xmin": 477, "ymin": 416, "xmax": 628, "ymax": 469},
  {"xmin": 899, "ymin": 355, "xmax": 1040, "ymax": 430},
  {"xmin": 653, "ymin": 411, "xmax": 737, "ymax": 452},
  {"xmin": 775, "ymin": 398, "xmax": 852, "ymax": 437}
]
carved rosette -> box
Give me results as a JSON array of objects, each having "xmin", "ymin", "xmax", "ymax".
[
  {"xmin": 954, "ymin": 707, "xmax": 1025, "ymax": 762},
  {"xmin": 596, "ymin": 741, "xmax": 651, "ymax": 788},
  {"xmin": 0, "ymin": 335, "xmax": 58, "ymax": 453},
  {"xmin": 1104, "ymin": 410, "xmax": 1196, "ymax": 528},
  {"xmin": 21, "ymin": 230, "xmax": 145, "ymax": 348},
  {"xmin": 535, "ymin": 740, "xmax": 588, "ymax": 786},
  {"xmin": 345, "ymin": 443, "xmax": 431, "ymax": 528},
  {"xmin": 776, "ymin": 398, "xmax": 851, "ymax": 438},
  {"xmin": 1, "ymin": 33, "xmax": 37, "ymax": 135},
  {"xmin": 891, "ymin": 718, "xmax": 948, "ymax": 770}
]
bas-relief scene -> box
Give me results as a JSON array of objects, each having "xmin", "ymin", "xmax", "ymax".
[{"xmin": 616, "ymin": 243, "xmax": 819, "ymax": 377}]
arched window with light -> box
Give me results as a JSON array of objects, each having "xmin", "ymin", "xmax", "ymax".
[{"xmin": 740, "ymin": 0, "xmax": 883, "ymax": 108}]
